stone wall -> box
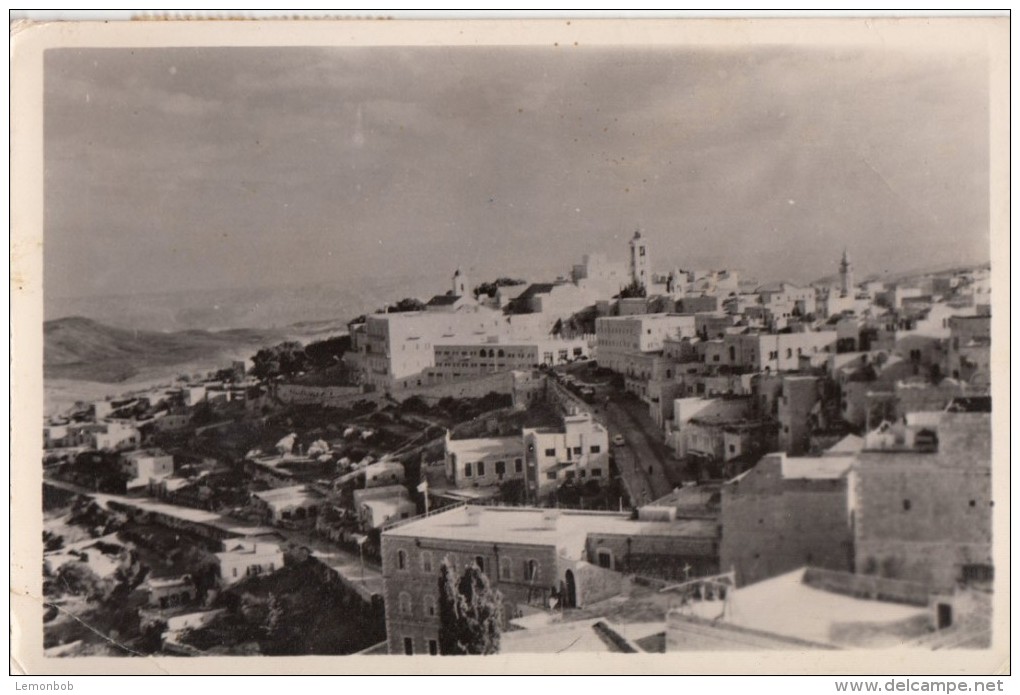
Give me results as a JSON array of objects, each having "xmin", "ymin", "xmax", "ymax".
[
  {"xmin": 852, "ymin": 412, "xmax": 992, "ymax": 592},
  {"xmin": 275, "ymin": 383, "xmax": 364, "ymax": 407},
  {"xmin": 585, "ymin": 531, "xmax": 719, "ymax": 581},
  {"xmin": 720, "ymin": 456, "xmax": 853, "ymax": 587},
  {"xmin": 391, "ymin": 371, "xmax": 517, "ymax": 405}
]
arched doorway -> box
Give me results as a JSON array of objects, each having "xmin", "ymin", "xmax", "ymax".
[{"xmin": 564, "ymin": 570, "xmax": 577, "ymax": 609}]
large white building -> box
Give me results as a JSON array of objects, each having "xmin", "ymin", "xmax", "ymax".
[
  {"xmin": 426, "ymin": 336, "xmax": 590, "ymax": 382},
  {"xmin": 356, "ymin": 309, "xmax": 510, "ymax": 391},
  {"xmin": 572, "ymin": 252, "xmax": 628, "ymax": 297},
  {"xmin": 595, "ymin": 313, "xmax": 698, "ymax": 374}
]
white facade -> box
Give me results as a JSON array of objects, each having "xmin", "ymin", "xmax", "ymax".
[
  {"xmin": 216, "ymin": 539, "xmax": 285, "ymax": 585},
  {"xmin": 121, "ymin": 449, "xmax": 174, "ymax": 490},
  {"xmin": 523, "ymin": 412, "xmax": 610, "ymax": 500},
  {"xmin": 596, "ymin": 314, "xmax": 697, "ymax": 373},
  {"xmin": 444, "ymin": 432, "xmax": 526, "ymax": 488}
]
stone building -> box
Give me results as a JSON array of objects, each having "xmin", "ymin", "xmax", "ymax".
[
  {"xmin": 379, "ymin": 505, "xmax": 718, "ymax": 655},
  {"xmin": 849, "ymin": 403, "xmax": 992, "ymax": 592},
  {"xmin": 719, "ymin": 453, "xmax": 855, "ymax": 587}
]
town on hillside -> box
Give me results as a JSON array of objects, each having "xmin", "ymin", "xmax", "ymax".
[{"xmin": 42, "ymin": 232, "xmax": 993, "ymax": 656}]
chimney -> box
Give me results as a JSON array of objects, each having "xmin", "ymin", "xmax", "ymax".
[{"xmin": 541, "ymin": 509, "xmax": 560, "ymax": 531}]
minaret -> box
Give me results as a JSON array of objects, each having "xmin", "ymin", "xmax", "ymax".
[
  {"xmin": 839, "ymin": 248, "xmax": 854, "ymax": 298},
  {"xmin": 452, "ymin": 267, "xmax": 469, "ymax": 297},
  {"xmin": 629, "ymin": 229, "xmax": 650, "ymax": 289}
]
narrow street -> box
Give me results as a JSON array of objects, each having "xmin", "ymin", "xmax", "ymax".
[{"xmin": 603, "ymin": 397, "xmax": 675, "ymax": 504}]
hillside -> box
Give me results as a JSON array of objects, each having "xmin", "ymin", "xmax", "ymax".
[{"xmin": 44, "ymin": 317, "xmax": 284, "ymax": 383}]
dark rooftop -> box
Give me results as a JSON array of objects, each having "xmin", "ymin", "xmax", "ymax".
[
  {"xmin": 426, "ymin": 294, "xmax": 462, "ymax": 306},
  {"xmin": 945, "ymin": 396, "xmax": 992, "ymax": 413}
]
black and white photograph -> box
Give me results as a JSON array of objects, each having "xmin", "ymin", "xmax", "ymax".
[{"xmin": 10, "ymin": 15, "xmax": 1008, "ymax": 676}]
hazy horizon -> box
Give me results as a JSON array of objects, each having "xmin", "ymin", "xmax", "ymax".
[{"xmin": 45, "ymin": 45, "xmax": 990, "ymax": 314}]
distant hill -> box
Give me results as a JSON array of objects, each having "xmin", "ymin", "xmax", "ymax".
[
  {"xmin": 812, "ymin": 261, "xmax": 990, "ymax": 288},
  {"xmin": 44, "ymin": 316, "xmax": 285, "ymax": 383}
]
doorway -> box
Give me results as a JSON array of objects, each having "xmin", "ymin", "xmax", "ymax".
[
  {"xmin": 564, "ymin": 570, "xmax": 577, "ymax": 609},
  {"xmin": 937, "ymin": 603, "xmax": 953, "ymax": 629}
]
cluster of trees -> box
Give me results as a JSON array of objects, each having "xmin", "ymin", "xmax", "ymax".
[
  {"xmin": 43, "ymin": 544, "xmax": 149, "ymax": 605},
  {"xmin": 473, "ymin": 278, "xmax": 526, "ymax": 299},
  {"xmin": 615, "ymin": 279, "xmax": 647, "ymax": 299},
  {"xmin": 57, "ymin": 453, "xmax": 131, "ymax": 495},
  {"xmin": 437, "ymin": 560, "xmax": 503, "ymax": 655},
  {"xmin": 380, "ymin": 297, "xmax": 427, "ymax": 313},
  {"xmin": 250, "ymin": 335, "xmax": 352, "ymax": 380},
  {"xmin": 554, "ymin": 306, "xmax": 598, "ymax": 337}
]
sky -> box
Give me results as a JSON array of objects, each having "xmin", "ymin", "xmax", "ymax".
[{"xmin": 44, "ymin": 44, "xmax": 990, "ymax": 303}]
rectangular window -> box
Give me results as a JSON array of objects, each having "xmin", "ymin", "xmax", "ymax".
[
  {"xmin": 495, "ymin": 460, "xmax": 506, "ymax": 476},
  {"xmin": 591, "ymin": 468, "xmax": 602, "ymax": 477},
  {"xmin": 546, "ymin": 471, "xmax": 557, "ymax": 480},
  {"xmin": 545, "ymin": 448, "xmax": 556, "ymax": 457},
  {"xmin": 404, "ymin": 638, "xmax": 414, "ymax": 656},
  {"xmin": 590, "ymin": 445, "xmax": 601, "ymax": 454},
  {"xmin": 477, "ymin": 461, "xmax": 486, "ymax": 477},
  {"xmin": 573, "ymin": 446, "xmax": 582, "ymax": 456},
  {"xmin": 514, "ymin": 459, "xmax": 523, "ymax": 473},
  {"xmin": 464, "ymin": 462, "xmax": 473, "ymax": 477}
]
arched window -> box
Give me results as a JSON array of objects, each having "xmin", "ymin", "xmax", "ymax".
[
  {"xmin": 497, "ymin": 349, "xmax": 505, "ymax": 358},
  {"xmin": 399, "ymin": 592, "xmax": 412, "ymax": 615},
  {"xmin": 424, "ymin": 594, "xmax": 436, "ymax": 617},
  {"xmin": 397, "ymin": 550, "xmax": 407, "ymax": 571},
  {"xmin": 421, "ymin": 551, "xmax": 433, "ymax": 573},
  {"xmin": 525, "ymin": 559, "xmax": 539, "ymax": 582},
  {"xmin": 499, "ymin": 556, "xmax": 512, "ymax": 581}
]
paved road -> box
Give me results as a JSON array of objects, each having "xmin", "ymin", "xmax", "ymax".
[{"xmin": 604, "ymin": 398, "xmax": 675, "ymax": 504}]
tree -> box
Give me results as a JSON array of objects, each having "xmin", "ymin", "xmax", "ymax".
[
  {"xmin": 54, "ymin": 562, "xmax": 112, "ymax": 601},
  {"xmin": 251, "ymin": 341, "xmax": 308, "ymax": 380},
  {"xmin": 304, "ymin": 335, "xmax": 352, "ymax": 371},
  {"xmin": 437, "ymin": 559, "xmax": 504, "ymax": 655},
  {"xmin": 616, "ymin": 279, "xmax": 647, "ymax": 299},
  {"xmin": 265, "ymin": 592, "xmax": 284, "ymax": 638},
  {"xmin": 382, "ymin": 297, "xmax": 427, "ymax": 313},
  {"xmin": 473, "ymin": 278, "xmax": 526, "ymax": 299}
]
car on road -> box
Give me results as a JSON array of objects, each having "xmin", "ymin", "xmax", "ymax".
[{"xmin": 612, "ymin": 434, "xmax": 626, "ymax": 447}]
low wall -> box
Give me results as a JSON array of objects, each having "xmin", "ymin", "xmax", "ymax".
[
  {"xmin": 391, "ymin": 372, "xmax": 517, "ymax": 404},
  {"xmin": 276, "ymin": 383, "xmax": 364, "ymax": 407},
  {"xmin": 802, "ymin": 567, "xmax": 930, "ymax": 606}
]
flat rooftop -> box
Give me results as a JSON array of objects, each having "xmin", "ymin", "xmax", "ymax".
[
  {"xmin": 780, "ymin": 456, "xmax": 854, "ymax": 480},
  {"xmin": 684, "ymin": 568, "xmax": 929, "ymax": 648},
  {"xmin": 445, "ymin": 436, "xmax": 523, "ymax": 458},
  {"xmin": 384, "ymin": 505, "xmax": 717, "ymax": 560}
]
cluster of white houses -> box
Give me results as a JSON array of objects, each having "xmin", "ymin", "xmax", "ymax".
[
  {"xmin": 365, "ymin": 232, "xmax": 993, "ymax": 654},
  {"xmin": 441, "ymin": 409, "xmax": 610, "ymax": 503},
  {"xmin": 381, "ymin": 399, "xmax": 992, "ymax": 654}
]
